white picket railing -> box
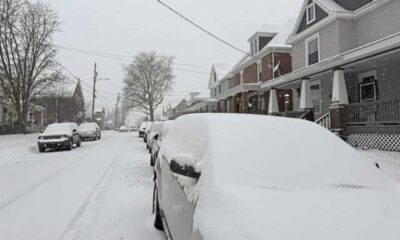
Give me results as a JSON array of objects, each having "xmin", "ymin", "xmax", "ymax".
[{"xmin": 315, "ymin": 112, "xmax": 331, "ymax": 129}]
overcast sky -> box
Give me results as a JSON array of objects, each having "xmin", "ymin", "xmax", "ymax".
[{"xmin": 48, "ymin": 0, "xmax": 303, "ymax": 114}]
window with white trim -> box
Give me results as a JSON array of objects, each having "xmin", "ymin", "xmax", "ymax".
[
  {"xmin": 310, "ymin": 81, "xmax": 321, "ymax": 113},
  {"xmin": 306, "ymin": 34, "xmax": 320, "ymax": 66},
  {"xmin": 306, "ymin": 3, "xmax": 316, "ymax": 25},
  {"xmin": 359, "ymin": 71, "xmax": 377, "ymax": 102},
  {"xmin": 257, "ymin": 61, "xmax": 262, "ymax": 82}
]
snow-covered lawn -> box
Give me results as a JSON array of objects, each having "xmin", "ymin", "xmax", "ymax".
[
  {"xmin": 0, "ymin": 132, "xmax": 164, "ymax": 240},
  {"xmin": 359, "ymin": 150, "xmax": 400, "ymax": 183}
]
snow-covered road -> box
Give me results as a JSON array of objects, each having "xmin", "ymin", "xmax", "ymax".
[{"xmin": 0, "ymin": 131, "xmax": 165, "ymax": 240}]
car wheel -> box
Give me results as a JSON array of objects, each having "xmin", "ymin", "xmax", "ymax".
[
  {"xmin": 77, "ymin": 139, "xmax": 81, "ymax": 147},
  {"xmin": 39, "ymin": 147, "xmax": 45, "ymax": 153},
  {"xmin": 66, "ymin": 139, "xmax": 73, "ymax": 151},
  {"xmin": 153, "ymin": 187, "xmax": 164, "ymax": 231},
  {"xmin": 150, "ymin": 155, "xmax": 154, "ymax": 166}
]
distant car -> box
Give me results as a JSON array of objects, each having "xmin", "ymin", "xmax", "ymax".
[
  {"xmin": 146, "ymin": 121, "xmax": 164, "ymax": 152},
  {"xmin": 78, "ymin": 122, "xmax": 101, "ymax": 141},
  {"xmin": 38, "ymin": 122, "xmax": 81, "ymax": 152},
  {"xmin": 150, "ymin": 121, "xmax": 174, "ymax": 166},
  {"xmin": 153, "ymin": 114, "xmax": 400, "ymax": 240},
  {"xmin": 144, "ymin": 122, "xmax": 153, "ymax": 143},
  {"xmin": 119, "ymin": 125, "xmax": 129, "ymax": 132},
  {"xmin": 129, "ymin": 125, "xmax": 138, "ymax": 132},
  {"xmin": 139, "ymin": 122, "xmax": 149, "ymax": 138}
]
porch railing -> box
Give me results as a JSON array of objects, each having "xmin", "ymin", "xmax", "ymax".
[
  {"xmin": 315, "ymin": 112, "xmax": 331, "ymax": 129},
  {"xmin": 346, "ymin": 98, "xmax": 400, "ymax": 125}
]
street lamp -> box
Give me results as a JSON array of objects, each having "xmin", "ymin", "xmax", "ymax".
[{"xmin": 91, "ymin": 63, "xmax": 110, "ymax": 121}]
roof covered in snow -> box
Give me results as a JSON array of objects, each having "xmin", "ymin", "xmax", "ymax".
[{"xmin": 41, "ymin": 79, "xmax": 80, "ymax": 98}]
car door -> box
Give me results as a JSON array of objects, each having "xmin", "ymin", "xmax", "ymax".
[{"xmin": 159, "ymin": 155, "xmax": 195, "ymax": 240}]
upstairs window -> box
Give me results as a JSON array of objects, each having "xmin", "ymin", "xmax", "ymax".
[
  {"xmin": 306, "ymin": 3, "xmax": 316, "ymax": 25},
  {"xmin": 257, "ymin": 61, "xmax": 262, "ymax": 82},
  {"xmin": 218, "ymin": 84, "xmax": 222, "ymax": 94},
  {"xmin": 306, "ymin": 34, "xmax": 320, "ymax": 66}
]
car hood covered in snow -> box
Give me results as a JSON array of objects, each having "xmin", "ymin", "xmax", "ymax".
[{"xmin": 162, "ymin": 114, "xmax": 400, "ymax": 240}]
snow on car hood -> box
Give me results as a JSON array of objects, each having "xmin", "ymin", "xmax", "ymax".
[
  {"xmin": 193, "ymin": 184, "xmax": 400, "ymax": 240},
  {"xmin": 40, "ymin": 131, "xmax": 71, "ymax": 137}
]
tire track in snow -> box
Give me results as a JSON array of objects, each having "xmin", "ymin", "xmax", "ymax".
[
  {"xmin": 58, "ymin": 147, "xmax": 125, "ymax": 240},
  {"xmin": 0, "ymin": 152, "xmax": 88, "ymax": 213}
]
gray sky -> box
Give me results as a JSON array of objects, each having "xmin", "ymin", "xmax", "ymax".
[{"xmin": 48, "ymin": 0, "xmax": 303, "ymax": 113}]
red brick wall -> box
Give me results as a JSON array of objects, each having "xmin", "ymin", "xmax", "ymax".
[
  {"xmin": 277, "ymin": 89, "xmax": 293, "ymax": 112},
  {"xmin": 243, "ymin": 62, "xmax": 257, "ymax": 83},
  {"xmin": 261, "ymin": 54, "xmax": 273, "ymax": 82},
  {"xmin": 274, "ymin": 53, "xmax": 292, "ymax": 77},
  {"xmin": 233, "ymin": 73, "xmax": 241, "ymax": 87}
]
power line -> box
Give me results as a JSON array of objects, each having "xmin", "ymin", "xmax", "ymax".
[
  {"xmin": 156, "ymin": 0, "xmax": 252, "ymax": 57},
  {"xmin": 55, "ymin": 45, "xmax": 212, "ymax": 74}
]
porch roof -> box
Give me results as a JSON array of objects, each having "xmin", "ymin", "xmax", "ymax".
[
  {"xmin": 261, "ymin": 31, "xmax": 400, "ymax": 89},
  {"xmin": 186, "ymin": 99, "xmax": 217, "ymax": 112},
  {"xmin": 216, "ymin": 83, "xmax": 261, "ymax": 100}
]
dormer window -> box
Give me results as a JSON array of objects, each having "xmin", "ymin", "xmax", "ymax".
[
  {"xmin": 306, "ymin": 2, "xmax": 316, "ymax": 25},
  {"xmin": 257, "ymin": 61, "xmax": 262, "ymax": 82}
]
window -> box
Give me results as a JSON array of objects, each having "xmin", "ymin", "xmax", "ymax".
[
  {"xmin": 218, "ymin": 85, "xmax": 222, "ymax": 94},
  {"xmin": 306, "ymin": 3, "xmax": 316, "ymax": 24},
  {"xmin": 310, "ymin": 81, "xmax": 321, "ymax": 113},
  {"xmin": 359, "ymin": 71, "xmax": 377, "ymax": 102},
  {"xmin": 306, "ymin": 34, "xmax": 319, "ymax": 66},
  {"xmin": 257, "ymin": 61, "xmax": 262, "ymax": 82}
]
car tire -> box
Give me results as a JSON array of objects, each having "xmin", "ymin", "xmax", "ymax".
[
  {"xmin": 67, "ymin": 139, "xmax": 73, "ymax": 151},
  {"xmin": 150, "ymin": 155, "xmax": 154, "ymax": 166},
  {"xmin": 39, "ymin": 147, "xmax": 45, "ymax": 153},
  {"xmin": 153, "ymin": 188, "xmax": 164, "ymax": 231},
  {"xmin": 77, "ymin": 139, "xmax": 81, "ymax": 147}
]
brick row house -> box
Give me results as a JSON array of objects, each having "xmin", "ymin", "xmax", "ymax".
[{"xmin": 32, "ymin": 80, "xmax": 85, "ymax": 127}]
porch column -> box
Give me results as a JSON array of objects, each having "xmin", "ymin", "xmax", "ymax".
[
  {"xmin": 268, "ymin": 89, "xmax": 279, "ymax": 114},
  {"xmin": 242, "ymin": 92, "xmax": 249, "ymax": 113},
  {"xmin": 291, "ymin": 88, "xmax": 300, "ymax": 112},
  {"xmin": 299, "ymin": 79, "xmax": 314, "ymax": 121},
  {"xmin": 330, "ymin": 69, "xmax": 348, "ymax": 132},
  {"xmin": 232, "ymin": 96, "xmax": 238, "ymax": 113},
  {"xmin": 299, "ymin": 80, "xmax": 313, "ymax": 110}
]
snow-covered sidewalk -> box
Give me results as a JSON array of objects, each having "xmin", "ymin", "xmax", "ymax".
[{"xmin": 359, "ymin": 150, "xmax": 400, "ymax": 183}]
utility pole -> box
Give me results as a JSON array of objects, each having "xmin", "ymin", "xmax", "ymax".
[
  {"xmin": 92, "ymin": 62, "xmax": 98, "ymax": 121},
  {"xmin": 115, "ymin": 93, "xmax": 120, "ymax": 130}
]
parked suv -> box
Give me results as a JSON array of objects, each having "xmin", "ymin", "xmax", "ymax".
[
  {"xmin": 38, "ymin": 122, "xmax": 81, "ymax": 152},
  {"xmin": 153, "ymin": 114, "xmax": 400, "ymax": 240}
]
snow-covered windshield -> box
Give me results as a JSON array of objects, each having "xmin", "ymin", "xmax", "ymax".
[
  {"xmin": 78, "ymin": 123, "xmax": 97, "ymax": 131},
  {"xmin": 44, "ymin": 123, "xmax": 72, "ymax": 134},
  {"xmin": 151, "ymin": 122, "xmax": 163, "ymax": 133}
]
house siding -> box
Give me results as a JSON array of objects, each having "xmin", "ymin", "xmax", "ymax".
[
  {"xmin": 354, "ymin": 0, "xmax": 400, "ymax": 47},
  {"xmin": 297, "ymin": 0, "xmax": 329, "ymax": 34}
]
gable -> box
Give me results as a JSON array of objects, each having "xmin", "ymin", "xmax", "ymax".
[
  {"xmin": 332, "ymin": 0, "xmax": 373, "ymax": 11},
  {"xmin": 296, "ymin": 0, "xmax": 329, "ymax": 34}
]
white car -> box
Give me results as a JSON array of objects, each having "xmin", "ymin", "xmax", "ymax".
[
  {"xmin": 153, "ymin": 114, "xmax": 400, "ymax": 240},
  {"xmin": 119, "ymin": 125, "xmax": 129, "ymax": 132},
  {"xmin": 38, "ymin": 122, "xmax": 81, "ymax": 152},
  {"xmin": 146, "ymin": 121, "xmax": 164, "ymax": 152}
]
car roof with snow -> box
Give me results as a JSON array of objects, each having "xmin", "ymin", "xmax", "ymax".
[{"xmin": 162, "ymin": 113, "xmax": 398, "ymax": 190}]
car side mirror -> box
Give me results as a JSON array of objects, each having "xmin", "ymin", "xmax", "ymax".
[{"xmin": 170, "ymin": 154, "xmax": 201, "ymax": 179}]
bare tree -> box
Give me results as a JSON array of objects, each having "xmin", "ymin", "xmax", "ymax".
[
  {"xmin": 0, "ymin": 0, "xmax": 61, "ymax": 133},
  {"xmin": 123, "ymin": 51, "xmax": 174, "ymax": 121}
]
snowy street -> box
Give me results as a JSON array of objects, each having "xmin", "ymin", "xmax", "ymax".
[{"xmin": 0, "ymin": 132, "xmax": 164, "ymax": 240}]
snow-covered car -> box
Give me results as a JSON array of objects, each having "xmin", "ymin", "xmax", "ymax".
[
  {"xmin": 119, "ymin": 125, "xmax": 129, "ymax": 132},
  {"xmin": 153, "ymin": 114, "xmax": 400, "ymax": 240},
  {"xmin": 146, "ymin": 121, "xmax": 164, "ymax": 152},
  {"xmin": 129, "ymin": 125, "xmax": 138, "ymax": 132},
  {"xmin": 138, "ymin": 121, "xmax": 149, "ymax": 138},
  {"xmin": 78, "ymin": 122, "xmax": 101, "ymax": 141},
  {"xmin": 143, "ymin": 122, "xmax": 153, "ymax": 143},
  {"xmin": 150, "ymin": 121, "xmax": 174, "ymax": 166},
  {"xmin": 38, "ymin": 122, "xmax": 81, "ymax": 152}
]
